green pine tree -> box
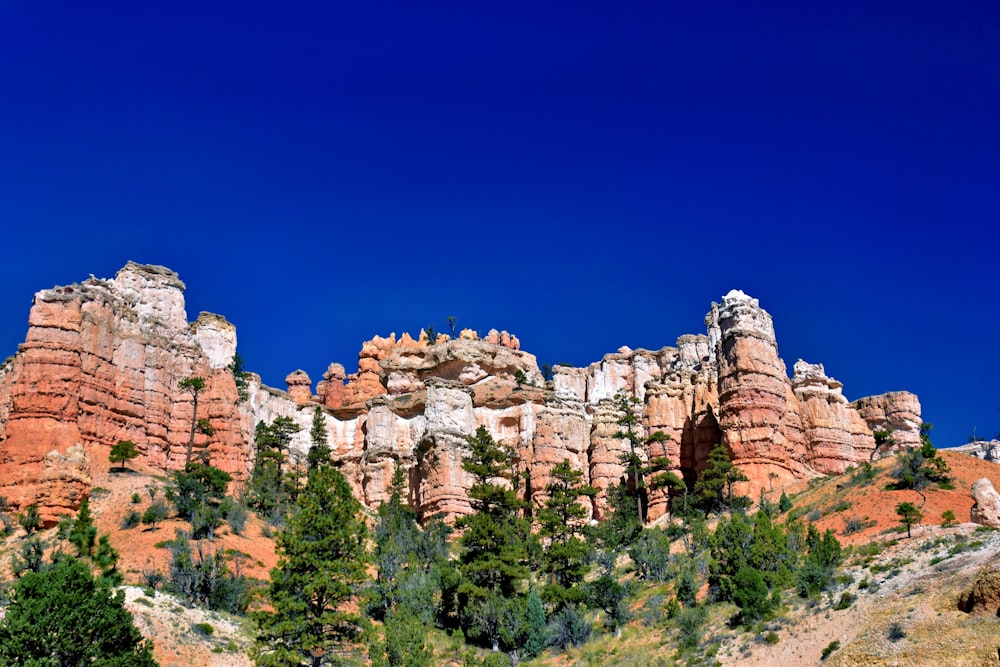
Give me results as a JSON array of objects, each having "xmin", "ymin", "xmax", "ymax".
[
  {"xmin": 247, "ymin": 416, "xmax": 301, "ymax": 518},
  {"xmin": 0, "ymin": 556, "xmax": 157, "ymax": 666},
  {"xmin": 254, "ymin": 464, "xmax": 370, "ymax": 667},
  {"xmin": 537, "ymin": 459, "xmax": 596, "ymax": 610},
  {"xmin": 456, "ymin": 426, "xmax": 533, "ymax": 652},
  {"xmin": 308, "ymin": 407, "xmax": 333, "ymax": 470},
  {"xmin": 694, "ymin": 442, "xmax": 749, "ymax": 513},
  {"xmin": 69, "ymin": 497, "xmax": 97, "ymax": 558},
  {"xmin": 179, "ymin": 376, "xmax": 207, "ymax": 465},
  {"xmin": 523, "ymin": 589, "xmax": 548, "ymax": 659},
  {"xmin": 109, "ymin": 439, "xmax": 140, "ymax": 472}
]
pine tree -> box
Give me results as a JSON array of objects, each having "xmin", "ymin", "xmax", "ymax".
[
  {"xmin": 895, "ymin": 501, "xmax": 922, "ymax": 538},
  {"xmin": 523, "ymin": 589, "xmax": 548, "ymax": 659},
  {"xmin": 694, "ymin": 442, "xmax": 748, "ymax": 513},
  {"xmin": 0, "ymin": 556, "xmax": 157, "ymax": 666},
  {"xmin": 537, "ymin": 459, "xmax": 596, "ymax": 610},
  {"xmin": 69, "ymin": 497, "xmax": 98, "ymax": 558},
  {"xmin": 248, "ymin": 416, "xmax": 301, "ymax": 517},
  {"xmin": 179, "ymin": 376, "xmax": 207, "ymax": 465},
  {"xmin": 109, "ymin": 439, "xmax": 140, "ymax": 472},
  {"xmin": 254, "ymin": 465, "xmax": 370, "ymax": 667},
  {"xmin": 368, "ymin": 464, "xmax": 451, "ymax": 625},
  {"xmin": 612, "ymin": 391, "xmax": 647, "ymax": 523},
  {"xmin": 456, "ymin": 426, "xmax": 532, "ymax": 651},
  {"xmin": 308, "ymin": 407, "xmax": 333, "ymax": 470}
]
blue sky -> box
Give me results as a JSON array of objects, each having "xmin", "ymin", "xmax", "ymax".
[{"xmin": 1, "ymin": 1, "xmax": 997, "ymax": 447}]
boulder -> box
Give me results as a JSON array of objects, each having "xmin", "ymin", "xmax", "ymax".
[{"xmin": 970, "ymin": 477, "xmax": 1000, "ymax": 528}]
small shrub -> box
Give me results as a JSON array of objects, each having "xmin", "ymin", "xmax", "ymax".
[
  {"xmin": 833, "ymin": 501, "xmax": 852, "ymax": 513},
  {"xmin": 778, "ymin": 491, "xmax": 793, "ymax": 513},
  {"xmin": 547, "ymin": 603, "xmax": 592, "ymax": 650},
  {"xmin": 142, "ymin": 568, "xmax": 165, "ymax": 590},
  {"xmin": 886, "ymin": 622, "xmax": 906, "ymax": 642},
  {"xmin": 193, "ymin": 622, "xmax": 214, "ymax": 636},
  {"xmin": 642, "ymin": 594, "xmax": 666, "ymax": 626},
  {"xmin": 225, "ymin": 501, "xmax": 249, "ymax": 536},
  {"xmin": 121, "ymin": 509, "xmax": 141, "ymax": 529},
  {"xmin": 763, "ymin": 631, "xmax": 780, "ymax": 644},
  {"xmin": 675, "ymin": 604, "xmax": 708, "ymax": 651},
  {"xmin": 842, "ymin": 516, "xmax": 865, "ymax": 535},
  {"xmin": 17, "ymin": 504, "xmax": 42, "ymax": 534},
  {"xmin": 807, "ymin": 509, "xmax": 822, "ymax": 522},
  {"xmin": 821, "ymin": 640, "xmax": 840, "ymax": 660},
  {"xmin": 131, "ymin": 492, "xmax": 142, "ymax": 504},
  {"xmin": 833, "ymin": 592, "xmax": 856, "ymax": 610},
  {"xmin": 940, "ymin": 509, "xmax": 956, "ymax": 526}
]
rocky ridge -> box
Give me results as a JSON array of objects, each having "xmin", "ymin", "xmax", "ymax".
[{"xmin": 0, "ymin": 267, "xmax": 922, "ymax": 523}]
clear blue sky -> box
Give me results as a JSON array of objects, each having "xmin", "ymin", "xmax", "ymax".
[{"xmin": 1, "ymin": 1, "xmax": 997, "ymax": 447}]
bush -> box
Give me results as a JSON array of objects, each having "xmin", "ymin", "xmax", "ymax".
[
  {"xmin": 628, "ymin": 527, "xmax": 674, "ymax": 582},
  {"xmin": 141, "ymin": 499, "xmax": 169, "ymax": 530},
  {"xmin": 17, "ymin": 504, "xmax": 41, "ymax": 534},
  {"xmin": 193, "ymin": 622, "xmax": 214, "ymax": 636},
  {"xmin": 731, "ymin": 566, "xmax": 773, "ymax": 624},
  {"xmin": 547, "ymin": 604, "xmax": 592, "ymax": 650},
  {"xmin": 821, "ymin": 640, "xmax": 840, "ymax": 660},
  {"xmin": 778, "ymin": 492, "xmax": 793, "ymax": 513},
  {"xmin": 886, "ymin": 622, "xmax": 906, "ymax": 642},
  {"xmin": 121, "ymin": 510, "xmax": 142, "ymax": 529},
  {"xmin": 675, "ymin": 604, "xmax": 708, "ymax": 651},
  {"xmin": 832, "ymin": 592, "xmax": 856, "ymax": 610},
  {"xmin": 224, "ymin": 500, "xmax": 249, "ymax": 536},
  {"xmin": 131, "ymin": 493, "xmax": 142, "ymax": 504}
]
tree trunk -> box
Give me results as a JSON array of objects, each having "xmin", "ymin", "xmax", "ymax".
[{"xmin": 185, "ymin": 393, "xmax": 199, "ymax": 465}]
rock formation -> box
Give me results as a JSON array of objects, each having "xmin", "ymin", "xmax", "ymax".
[
  {"xmin": 950, "ymin": 440, "xmax": 999, "ymax": 463},
  {"xmin": 958, "ymin": 560, "xmax": 1000, "ymax": 616},
  {"xmin": 0, "ymin": 265, "xmax": 923, "ymax": 525},
  {"xmin": 970, "ymin": 477, "xmax": 1000, "ymax": 528},
  {"xmin": 0, "ymin": 263, "xmax": 245, "ymax": 524},
  {"xmin": 851, "ymin": 391, "xmax": 923, "ymax": 453}
]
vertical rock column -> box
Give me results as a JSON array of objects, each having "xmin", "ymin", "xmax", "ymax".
[
  {"xmin": 415, "ymin": 378, "xmax": 476, "ymax": 520},
  {"xmin": 712, "ymin": 290, "xmax": 808, "ymax": 492}
]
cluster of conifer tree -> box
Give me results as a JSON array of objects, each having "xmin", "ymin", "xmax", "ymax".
[{"xmin": 248, "ymin": 394, "xmax": 849, "ymax": 667}]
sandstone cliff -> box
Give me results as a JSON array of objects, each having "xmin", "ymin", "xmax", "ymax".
[
  {"xmin": 0, "ymin": 266, "xmax": 922, "ymax": 524},
  {"xmin": 0, "ymin": 263, "xmax": 246, "ymax": 524}
]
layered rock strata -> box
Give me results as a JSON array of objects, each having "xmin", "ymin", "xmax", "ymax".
[
  {"xmin": 0, "ymin": 266, "xmax": 923, "ymax": 524},
  {"xmin": 0, "ymin": 263, "xmax": 245, "ymax": 524}
]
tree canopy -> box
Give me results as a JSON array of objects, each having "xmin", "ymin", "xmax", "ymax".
[
  {"xmin": 0, "ymin": 556, "xmax": 157, "ymax": 666},
  {"xmin": 254, "ymin": 464, "xmax": 370, "ymax": 667}
]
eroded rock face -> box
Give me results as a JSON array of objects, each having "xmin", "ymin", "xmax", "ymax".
[
  {"xmin": 791, "ymin": 360, "xmax": 874, "ymax": 473},
  {"xmin": 0, "ymin": 263, "xmax": 245, "ymax": 523},
  {"xmin": 0, "ymin": 266, "xmax": 923, "ymax": 524},
  {"xmin": 970, "ymin": 477, "xmax": 1000, "ymax": 528},
  {"xmin": 958, "ymin": 560, "xmax": 1000, "ymax": 616},
  {"xmin": 711, "ymin": 290, "xmax": 812, "ymax": 492},
  {"xmin": 852, "ymin": 391, "xmax": 923, "ymax": 452}
]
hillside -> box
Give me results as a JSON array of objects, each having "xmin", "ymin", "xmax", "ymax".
[{"xmin": 3, "ymin": 449, "xmax": 995, "ymax": 666}]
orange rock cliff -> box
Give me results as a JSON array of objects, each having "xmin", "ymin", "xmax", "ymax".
[{"xmin": 0, "ymin": 266, "xmax": 921, "ymax": 524}]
